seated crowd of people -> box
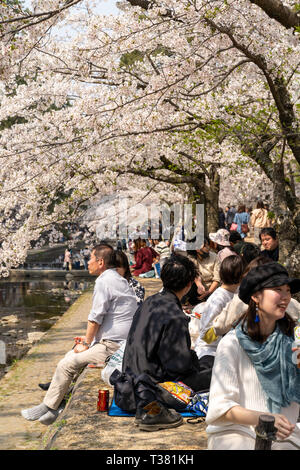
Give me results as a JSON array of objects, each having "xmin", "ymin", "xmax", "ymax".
[{"xmin": 21, "ymin": 223, "xmax": 300, "ymax": 451}]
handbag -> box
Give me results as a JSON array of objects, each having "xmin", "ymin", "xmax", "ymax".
[
  {"xmin": 110, "ymin": 369, "xmax": 137, "ymax": 413},
  {"xmin": 230, "ymin": 222, "xmax": 238, "ymax": 231},
  {"xmin": 241, "ymin": 223, "xmax": 249, "ymax": 234}
]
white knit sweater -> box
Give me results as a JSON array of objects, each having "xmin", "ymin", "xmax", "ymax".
[
  {"xmin": 206, "ymin": 330, "xmax": 300, "ymax": 445},
  {"xmin": 193, "ymin": 287, "xmax": 235, "ymax": 359}
]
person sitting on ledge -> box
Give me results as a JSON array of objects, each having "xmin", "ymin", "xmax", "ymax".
[
  {"xmin": 21, "ymin": 244, "xmax": 137, "ymax": 425},
  {"xmin": 115, "ymin": 250, "xmax": 145, "ymax": 307},
  {"xmin": 112, "ymin": 254, "xmax": 213, "ymax": 431},
  {"xmin": 205, "ymin": 262, "xmax": 300, "ymax": 450},
  {"xmin": 131, "ymin": 238, "xmax": 158, "ymax": 277}
]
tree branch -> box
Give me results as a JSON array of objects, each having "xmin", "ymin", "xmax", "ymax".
[
  {"xmin": 249, "ymin": 0, "xmax": 300, "ymax": 29},
  {"xmin": 205, "ymin": 18, "xmax": 300, "ymax": 165}
]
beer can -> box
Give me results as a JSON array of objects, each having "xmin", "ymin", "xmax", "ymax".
[{"xmin": 97, "ymin": 389, "xmax": 109, "ymax": 412}]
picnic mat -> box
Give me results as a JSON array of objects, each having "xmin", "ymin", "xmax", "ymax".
[{"xmin": 108, "ymin": 397, "xmax": 205, "ymax": 417}]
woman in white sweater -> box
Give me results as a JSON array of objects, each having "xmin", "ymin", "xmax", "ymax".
[
  {"xmin": 193, "ymin": 255, "xmax": 244, "ymax": 361},
  {"xmin": 206, "ymin": 262, "xmax": 300, "ymax": 450}
]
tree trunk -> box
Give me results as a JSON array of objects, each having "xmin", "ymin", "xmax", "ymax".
[
  {"xmin": 205, "ymin": 165, "xmax": 220, "ymax": 235},
  {"xmin": 272, "ymin": 161, "xmax": 300, "ymax": 276},
  {"xmin": 188, "ymin": 168, "xmax": 219, "ymax": 236},
  {"xmin": 287, "ymin": 198, "xmax": 300, "ymax": 278}
]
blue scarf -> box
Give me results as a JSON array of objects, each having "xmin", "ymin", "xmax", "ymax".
[{"xmin": 235, "ymin": 323, "xmax": 300, "ymax": 413}]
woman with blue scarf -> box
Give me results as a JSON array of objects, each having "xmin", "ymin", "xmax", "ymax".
[{"xmin": 206, "ymin": 262, "xmax": 300, "ymax": 450}]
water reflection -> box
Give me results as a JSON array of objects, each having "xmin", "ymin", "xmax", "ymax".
[
  {"xmin": 0, "ymin": 278, "xmax": 91, "ymax": 316},
  {"xmin": 0, "ymin": 277, "xmax": 93, "ymax": 377}
]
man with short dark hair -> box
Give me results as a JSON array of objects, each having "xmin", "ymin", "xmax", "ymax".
[
  {"xmin": 117, "ymin": 254, "xmax": 213, "ymax": 430},
  {"xmin": 21, "ymin": 244, "xmax": 137, "ymax": 425},
  {"xmin": 260, "ymin": 227, "xmax": 279, "ymax": 261}
]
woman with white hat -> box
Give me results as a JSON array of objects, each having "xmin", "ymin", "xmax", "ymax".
[{"xmin": 209, "ymin": 228, "xmax": 239, "ymax": 264}]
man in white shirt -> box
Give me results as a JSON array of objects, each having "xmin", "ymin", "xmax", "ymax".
[{"xmin": 21, "ymin": 244, "xmax": 137, "ymax": 425}]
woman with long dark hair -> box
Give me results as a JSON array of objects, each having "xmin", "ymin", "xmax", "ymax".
[
  {"xmin": 185, "ymin": 237, "xmax": 221, "ymax": 306},
  {"xmin": 206, "ymin": 262, "xmax": 300, "ymax": 450},
  {"xmin": 115, "ymin": 250, "xmax": 145, "ymax": 307}
]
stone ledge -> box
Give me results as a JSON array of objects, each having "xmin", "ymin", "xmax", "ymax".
[
  {"xmin": 41, "ymin": 367, "xmax": 208, "ymax": 450},
  {"xmin": 8, "ymin": 269, "xmax": 93, "ymax": 279}
]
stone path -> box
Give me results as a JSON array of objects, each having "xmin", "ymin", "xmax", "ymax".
[{"xmin": 0, "ymin": 278, "xmax": 207, "ymax": 450}]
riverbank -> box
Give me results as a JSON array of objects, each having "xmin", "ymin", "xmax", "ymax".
[
  {"xmin": 0, "ymin": 278, "xmax": 207, "ymax": 451},
  {"xmin": 8, "ymin": 268, "xmax": 93, "ymax": 279}
]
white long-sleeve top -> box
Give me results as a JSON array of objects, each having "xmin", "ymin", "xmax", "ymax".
[
  {"xmin": 193, "ymin": 287, "xmax": 235, "ymax": 359},
  {"xmin": 206, "ymin": 330, "xmax": 300, "ymax": 446}
]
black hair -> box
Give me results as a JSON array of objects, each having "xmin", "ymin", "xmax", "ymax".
[
  {"xmin": 187, "ymin": 236, "xmax": 210, "ymax": 260},
  {"xmin": 115, "ymin": 250, "xmax": 131, "ymax": 281},
  {"xmin": 92, "ymin": 244, "xmax": 117, "ymax": 269},
  {"xmin": 256, "ymin": 200, "xmax": 265, "ymax": 209},
  {"xmin": 186, "ymin": 250, "xmax": 197, "ymax": 259},
  {"xmin": 161, "ymin": 254, "xmax": 199, "ymax": 292},
  {"xmin": 219, "ymin": 255, "xmax": 244, "ymax": 285},
  {"xmin": 259, "ymin": 227, "xmax": 277, "ymax": 240},
  {"xmin": 241, "ymin": 299, "xmax": 295, "ymax": 343},
  {"xmin": 240, "ymin": 242, "xmax": 261, "ymax": 266},
  {"xmin": 235, "ymin": 255, "xmax": 295, "ymax": 341},
  {"xmin": 229, "ymin": 231, "xmax": 242, "ymax": 243}
]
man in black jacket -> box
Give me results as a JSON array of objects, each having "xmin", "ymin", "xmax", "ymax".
[
  {"xmin": 114, "ymin": 254, "xmax": 213, "ymax": 431},
  {"xmin": 260, "ymin": 227, "xmax": 279, "ymax": 261}
]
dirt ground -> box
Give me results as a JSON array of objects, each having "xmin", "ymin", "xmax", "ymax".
[
  {"xmin": 42, "ymin": 366, "xmax": 207, "ymax": 451},
  {"xmin": 0, "ymin": 278, "xmax": 208, "ymax": 451}
]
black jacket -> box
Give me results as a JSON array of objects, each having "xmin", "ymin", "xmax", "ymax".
[
  {"xmin": 122, "ymin": 289, "xmax": 199, "ymax": 383},
  {"xmin": 261, "ymin": 246, "xmax": 279, "ymax": 262}
]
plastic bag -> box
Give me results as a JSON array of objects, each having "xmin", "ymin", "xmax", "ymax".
[
  {"xmin": 101, "ymin": 340, "xmax": 126, "ymax": 386},
  {"xmin": 139, "ymin": 270, "xmax": 155, "ymax": 278},
  {"xmin": 173, "ymin": 238, "xmax": 187, "ymax": 251},
  {"xmin": 158, "ymin": 381, "xmax": 193, "ymax": 405},
  {"xmin": 185, "ymin": 391, "xmax": 209, "ymax": 416}
]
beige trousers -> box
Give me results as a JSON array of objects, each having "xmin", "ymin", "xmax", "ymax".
[{"xmin": 43, "ymin": 339, "xmax": 120, "ymax": 410}]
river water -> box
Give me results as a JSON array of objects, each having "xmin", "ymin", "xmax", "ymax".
[{"xmin": 0, "ymin": 277, "xmax": 93, "ymax": 378}]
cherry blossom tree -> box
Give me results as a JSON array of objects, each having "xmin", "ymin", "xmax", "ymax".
[{"xmin": 0, "ymin": 0, "xmax": 299, "ymax": 274}]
